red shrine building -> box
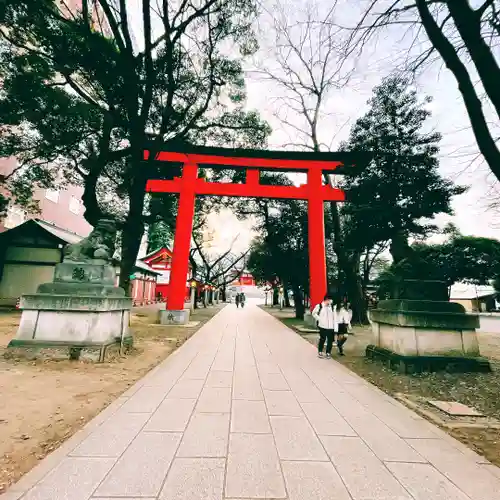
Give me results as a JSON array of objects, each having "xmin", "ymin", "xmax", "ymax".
[
  {"xmin": 142, "ymin": 247, "xmax": 193, "ymax": 301},
  {"xmin": 230, "ymin": 269, "xmax": 256, "ymax": 287}
]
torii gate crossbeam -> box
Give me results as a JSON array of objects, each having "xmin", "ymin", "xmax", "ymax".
[{"xmin": 144, "ymin": 146, "xmax": 356, "ymax": 322}]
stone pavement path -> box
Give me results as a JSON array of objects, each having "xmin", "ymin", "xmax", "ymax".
[{"xmin": 4, "ymin": 303, "xmax": 500, "ymax": 500}]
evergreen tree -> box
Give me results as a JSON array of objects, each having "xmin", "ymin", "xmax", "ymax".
[
  {"xmin": 341, "ymin": 76, "xmax": 466, "ymax": 264},
  {"xmin": 147, "ymin": 221, "xmax": 172, "ymax": 253}
]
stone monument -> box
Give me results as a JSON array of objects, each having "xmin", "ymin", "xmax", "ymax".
[
  {"xmin": 9, "ymin": 219, "xmax": 133, "ymax": 361},
  {"xmin": 367, "ymin": 275, "xmax": 491, "ymax": 373}
]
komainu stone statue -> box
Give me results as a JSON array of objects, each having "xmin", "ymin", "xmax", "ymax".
[
  {"xmin": 10, "ymin": 218, "xmax": 132, "ymax": 361},
  {"xmin": 63, "ymin": 219, "xmax": 117, "ymax": 263}
]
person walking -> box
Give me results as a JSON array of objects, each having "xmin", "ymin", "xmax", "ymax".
[
  {"xmin": 240, "ymin": 292, "xmax": 246, "ymax": 308},
  {"xmin": 335, "ymin": 301, "xmax": 351, "ymax": 356},
  {"xmin": 312, "ymin": 294, "xmax": 336, "ymax": 359},
  {"xmin": 235, "ymin": 293, "xmax": 241, "ymax": 308}
]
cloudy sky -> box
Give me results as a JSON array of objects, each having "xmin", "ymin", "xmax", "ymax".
[{"xmin": 129, "ymin": 0, "xmax": 500, "ymax": 255}]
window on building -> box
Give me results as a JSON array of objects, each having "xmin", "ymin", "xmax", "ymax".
[
  {"xmin": 3, "ymin": 206, "xmax": 26, "ymax": 229},
  {"xmin": 45, "ymin": 188, "xmax": 60, "ymax": 203},
  {"xmin": 69, "ymin": 195, "xmax": 80, "ymax": 215}
]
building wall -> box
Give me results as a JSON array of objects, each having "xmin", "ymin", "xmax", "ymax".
[
  {"xmin": 450, "ymin": 297, "xmax": 495, "ymax": 313},
  {"xmin": 450, "ymin": 299, "xmax": 476, "ymax": 312},
  {"xmin": 0, "ymin": 246, "xmax": 62, "ymax": 304},
  {"xmin": 0, "ymin": 159, "xmax": 92, "ymax": 236},
  {"xmin": 61, "ymin": 0, "xmax": 113, "ymax": 37}
]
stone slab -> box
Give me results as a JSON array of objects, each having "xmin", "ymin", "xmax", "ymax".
[
  {"xmin": 205, "ymin": 370, "xmax": 233, "ymax": 388},
  {"xmin": 282, "ymin": 460, "xmax": 351, "ymax": 500},
  {"xmin": 21, "ymin": 457, "xmax": 115, "ymax": 500},
  {"xmin": 176, "ymin": 413, "xmax": 229, "ymax": 458},
  {"xmin": 158, "ymin": 458, "xmax": 225, "ymax": 500},
  {"xmin": 69, "ymin": 412, "xmax": 149, "ymax": 458},
  {"xmin": 259, "ymin": 372, "xmax": 289, "ymax": 391},
  {"xmin": 483, "ymin": 464, "xmax": 500, "ymax": 480},
  {"xmin": 144, "ymin": 398, "xmax": 196, "ymax": 432},
  {"xmin": 386, "ymin": 462, "xmax": 471, "ymax": 500},
  {"xmin": 428, "ymin": 400, "xmax": 484, "ymax": 417},
  {"xmin": 232, "ymin": 371, "xmax": 263, "ymax": 401},
  {"xmin": 231, "ymin": 400, "xmax": 271, "ymax": 434},
  {"xmin": 270, "ymin": 416, "xmax": 328, "ymax": 461},
  {"xmin": 301, "ymin": 401, "xmax": 356, "ymax": 436},
  {"xmin": 196, "ymin": 387, "xmax": 231, "ymax": 413},
  {"xmin": 264, "ymin": 391, "xmax": 303, "ymax": 416},
  {"xmin": 211, "ymin": 350, "xmax": 235, "ymax": 372},
  {"xmin": 226, "ymin": 433, "xmax": 286, "ymax": 499},
  {"xmin": 168, "ymin": 378, "xmax": 204, "ymax": 399},
  {"xmin": 347, "ymin": 414, "xmax": 427, "ymax": 463},
  {"xmin": 94, "ymin": 432, "xmax": 181, "ymax": 497},
  {"xmin": 256, "ymin": 361, "xmax": 281, "ymax": 374},
  {"xmin": 407, "ymin": 438, "xmax": 500, "ymax": 500},
  {"xmin": 320, "ymin": 436, "xmax": 413, "ymax": 500},
  {"xmin": 120, "ymin": 386, "xmax": 167, "ymax": 413},
  {"xmin": 181, "ymin": 355, "xmax": 215, "ymax": 380},
  {"xmin": 280, "ymin": 369, "xmax": 327, "ymax": 403}
]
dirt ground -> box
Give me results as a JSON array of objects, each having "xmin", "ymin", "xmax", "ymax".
[
  {"xmin": 0, "ymin": 304, "xmax": 225, "ymax": 493},
  {"xmin": 264, "ymin": 306, "xmax": 500, "ymax": 468}
]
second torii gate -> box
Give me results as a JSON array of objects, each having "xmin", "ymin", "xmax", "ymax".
[{"xmin": 145, "ymin": 145, "xmax": 360, "ymax": 323}]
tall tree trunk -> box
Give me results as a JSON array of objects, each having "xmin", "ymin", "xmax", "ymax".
[
  {"xmin": 273, "ymin": 287, "xmax": 279, "ymax": 306},
  {"xmin": 345, "ymin": 254, "xmax": 367, "ymax": 324},
  {"xmin": 81, "ymin": 160, "xmax": 105, "ymax": 227},
  {"xmin": 328, "ymin": 201, "xmax": 368, "ymax": 324},
  {"xmin": 119, "ymin": 180, "xmax": 146, "ymax": 294},
  {"xmin": 292, "ymin": 285, "xmax": 305, "ymax": 320},
  {"xmin": 283, "ymin": 282, "xmax": 291, "ymax": 307}
]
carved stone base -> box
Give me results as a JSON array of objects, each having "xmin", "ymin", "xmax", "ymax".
[
  {"xmin": 13, "ymin": 294, "xmax": 132, "ymax": 345},
  {"xmin": 367, "ymin": 298, "xmax": 488, "ymax": 373},
  {"xmin": 366, "ymin": 345, "xmax": 491, "ymax": 374},
  {"xmin": 53, "ymin": 261, "xmax": 117, "ymax": 286}
]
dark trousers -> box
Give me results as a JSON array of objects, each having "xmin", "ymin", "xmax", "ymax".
[
  {"xmin": 336, "ymin": 323, "xmax": 348, "ymax": 353},
  {"xmin": 318, "ymin": 328, "xmax": 334, "ymax": 354}
]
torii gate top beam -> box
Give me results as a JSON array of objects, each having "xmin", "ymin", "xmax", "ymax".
[{"xmin": 143, "ymin": 143, "xmax": 368, "ymax": 173}]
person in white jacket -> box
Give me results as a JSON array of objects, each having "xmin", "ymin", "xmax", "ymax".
[
  {"xmin": 336, "ymin": 302, "xmax": 351, "ymax": 356},
  {"xmin": 312, "ymin": 294, "xmax": 336, "ymax": 358}
]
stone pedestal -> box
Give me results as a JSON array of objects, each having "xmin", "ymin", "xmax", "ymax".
[
  {"xmin": 158, "ymin": 309, "xmax": 190, "ymax": 325},
  {"xmin": 304, "ymin": 311, "xmax": 317, "ymax": 329},
  {"xmin": 367, "ymin": 280, "xmax": 491, "ymax": 373},
  {"xmin": 9, "ymin": 261, "xmax": 133, "ymax": 361}
]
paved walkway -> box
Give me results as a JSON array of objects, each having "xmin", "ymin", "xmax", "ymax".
[{"xmin": 4, "ymin": 304, "xmax": 500, "ymax": 500}]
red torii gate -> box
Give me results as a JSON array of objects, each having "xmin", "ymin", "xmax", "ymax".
[{"xmin": 145, "ymin": 145, "xmax": 358, "ymax": 319}]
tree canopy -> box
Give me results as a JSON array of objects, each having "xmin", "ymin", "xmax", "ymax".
[
  {"xmin": 343, "ymin": 0, "xmax": 500, "ymax": 184},
  {"xmin": 340, "ymin": 75, "xmax": 466, "ymax": 261},
  {"xmin": 0, "ymin": 0, "xmax": 270, "ymax": 290},
  {"xmin": 377, "ymin": 232, "xmax": 500, "ymax": 298}
]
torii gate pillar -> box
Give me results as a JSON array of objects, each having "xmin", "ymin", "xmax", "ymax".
[{"xmin": 307, "ymin": 168, "xmax": 327, "ymax": 309}]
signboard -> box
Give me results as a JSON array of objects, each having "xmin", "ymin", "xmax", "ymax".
[{"xmin": 157, "ymin": 270, "xmax": 171, "ymax": 284}]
